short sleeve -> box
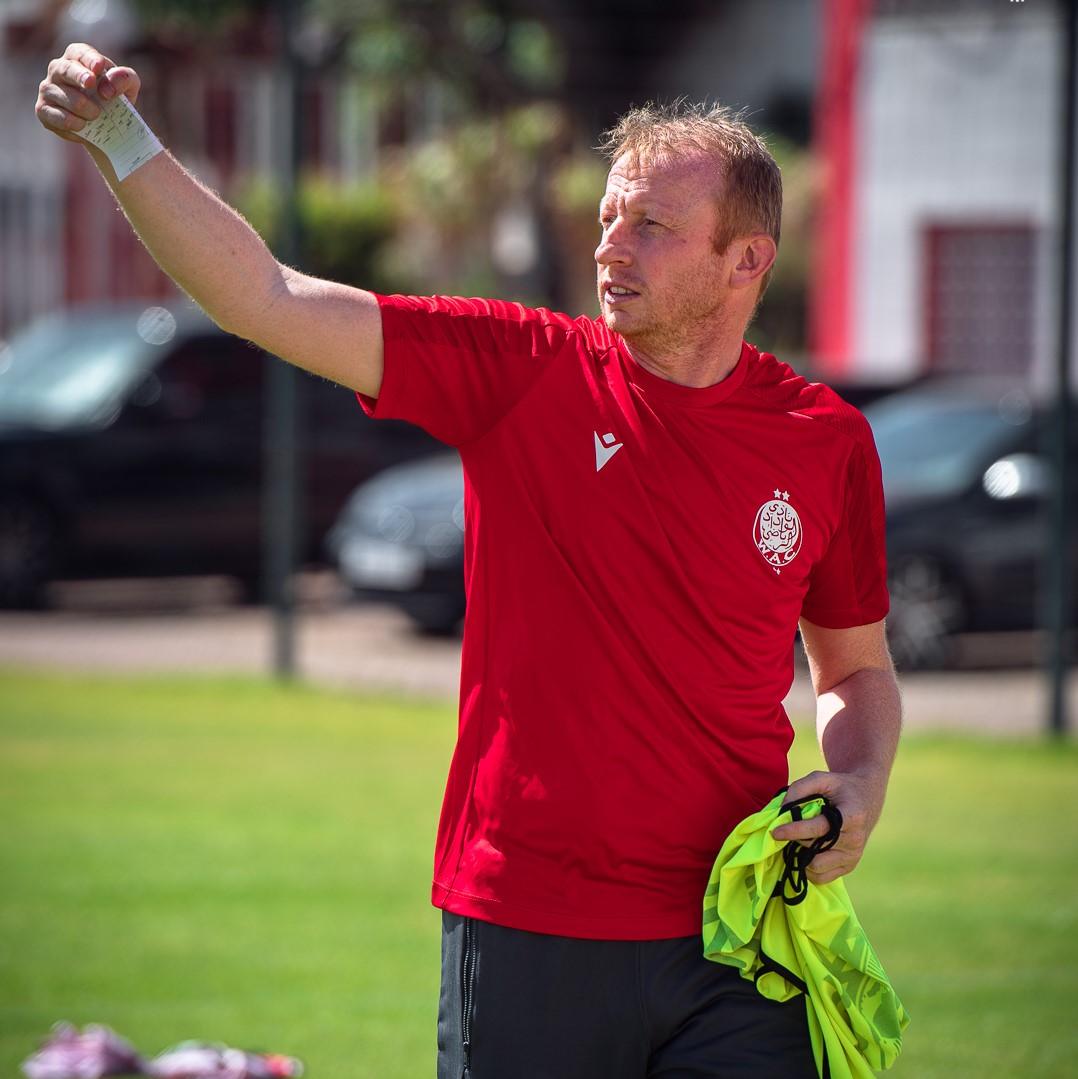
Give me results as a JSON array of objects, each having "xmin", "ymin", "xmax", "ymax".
[
  {"xmin": 358, "ymin": 294, "xmax": 573, "ymax": 447},
  {"xmin": 800, "ymin": 435, "xmax": 890, "ymax": 629}
]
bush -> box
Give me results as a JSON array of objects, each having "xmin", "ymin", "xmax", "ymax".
[{"xmin": 236, "ymin": 175, "xmax": 410, "ymax": 293}]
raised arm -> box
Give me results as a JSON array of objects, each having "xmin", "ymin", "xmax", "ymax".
[{"xmin": 35, "ymin": 43, "xmax": 385, "ymax": 398}]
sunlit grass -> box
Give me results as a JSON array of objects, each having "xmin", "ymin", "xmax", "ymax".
[
  {"xmin": 0, "ymin": 672, "xmax": 454, "ymax": 1077},
  {"xmin": 2, "ymin": 670, "xmax": 1076, "ymax": 1077}
]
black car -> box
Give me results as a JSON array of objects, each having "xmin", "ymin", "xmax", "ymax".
[
  {"xmin": 864, "ymin": 381, "xmax": 1077, "ymax": 669},
  {"xmin": 326, "ymin": 452, "xmax": 467, "ymax": 634},
  {"xmin": 0, "ymin": 301, "xmax": 438, "ymax": 605}
]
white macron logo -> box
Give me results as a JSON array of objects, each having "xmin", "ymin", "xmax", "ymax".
[{"xmin": 594, "ymin": 431, "xmax": 623, "ymax": 472}]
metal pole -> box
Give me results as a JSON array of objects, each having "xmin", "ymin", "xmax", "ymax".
[
  {"xmin": 263, "ymin": 0, "xmax": 305, "ymax": 679},
  {"xmin": 1047, "ymin": 0, "xmax": 1077, "ymax": 736}
]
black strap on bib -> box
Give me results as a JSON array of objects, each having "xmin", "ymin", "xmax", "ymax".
[{"xmin": 775, "ymin": 794, "xmax": 843, "ymax": 906}]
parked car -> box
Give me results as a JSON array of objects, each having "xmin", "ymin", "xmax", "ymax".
[
  {"xmin": 326, "ymin": 452, "xmax": 466, "ymax": 634},
  {"xmin": 0, "ymin": 301, "xmax": 438, "ymax": 606},
  {"xmin": 864, "ymin": 381, "xmax": 1077, "ymax": 669}
]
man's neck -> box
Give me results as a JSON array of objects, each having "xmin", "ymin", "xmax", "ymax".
[{"xmin": 626, "ymin": 335, "xmax": 746, "ymax": 389}]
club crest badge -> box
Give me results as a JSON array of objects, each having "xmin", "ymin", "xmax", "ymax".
[{"xmin": 754, "ymin": 490, "xmax": 803, "ymax": 574}]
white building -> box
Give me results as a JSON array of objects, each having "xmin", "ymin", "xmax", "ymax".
[{"xmin": 811, "ymin": 0, "xmax": 1072, "ymax": 390}]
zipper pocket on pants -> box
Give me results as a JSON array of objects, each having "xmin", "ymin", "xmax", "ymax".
[{"xmin": 461, "ymin": 916, "xmax": 477, "ymax": 1076}]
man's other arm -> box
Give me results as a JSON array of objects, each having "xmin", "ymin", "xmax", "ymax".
[
  {"xmin": 35, "ymin": 43, "xmax": 384, "ymax": 399},
  {"xmin": 774, "ymin": 618, "xmax": 902, "ymax": 884}
]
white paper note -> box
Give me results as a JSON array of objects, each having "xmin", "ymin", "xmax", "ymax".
[{"xmin": 79, "ymin": 91, "xmax": 163, "ymax": 181}]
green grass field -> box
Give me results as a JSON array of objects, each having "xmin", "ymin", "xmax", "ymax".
[{"xmin": 1, "ymin": 669, "xmax": 1076, "ymax": 1077}]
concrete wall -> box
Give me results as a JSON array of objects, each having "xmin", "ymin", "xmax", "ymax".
[{"xmin": 853, "ymin": 6, "xmax": 1064, "ymax": 386}]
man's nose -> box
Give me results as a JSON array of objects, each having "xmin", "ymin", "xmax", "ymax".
[{"xmin": 595, "ymin": 221, "xmax": 631, "ymax": 266}]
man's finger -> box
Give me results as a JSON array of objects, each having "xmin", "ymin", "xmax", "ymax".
[
  {"xmin": 39, "ymin": 79, "xmax": 101, "ymax": 121},
  {"xmin": 806, "ymin": 855, "xmax": 859, "ymax": 885},
  {"xmin": 97, "ymin": 67, "xmax": 140, "ymax": 104},
  {"xmin": 771, "ymin": 812, "xmax": 831, "ymax": 844},
  {"xmin": 58, "ymin": 45, "xmax": 135, "ymax": 101},
  {"xmin": 66, "ymin": 42, "xmax": 115, "ymax": 74}
]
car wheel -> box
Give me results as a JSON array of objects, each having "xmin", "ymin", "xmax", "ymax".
[
  {"xmin": 886, "ymin": 554, "xmax": 965, "ymax": 670},
  {"xmin": 0, "ymin": 497, "xmax": 59, "ymax": 608}
]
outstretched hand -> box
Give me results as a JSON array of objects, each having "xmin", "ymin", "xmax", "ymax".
[
  {"xmin": 771, "ymin": 767, "xmax": 888, "ymax": 886},
  {"xmin": 36, "ymin": 43, "xmax": 141, "ymax": 143}
]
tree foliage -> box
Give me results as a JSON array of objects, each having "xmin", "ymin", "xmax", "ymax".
[
  {"xmin": 130, "ymin": 0, "xmax": 266, "ymax": 36},
  {"xmin": 237, "ymin": 175, "xmax": 407, "ymax": 294},
  {"xmin": 311, "ymin": 0, "xmax": 565, "ymax": 110}
]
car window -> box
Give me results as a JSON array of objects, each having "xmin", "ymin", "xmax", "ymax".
[
  {"xmin": 0, "ymin": 313, "xmax": 159, "ymax": 429},
  {"xmin": 864, "ymin": 392, "xmax": 1032, "ymax": 500}
]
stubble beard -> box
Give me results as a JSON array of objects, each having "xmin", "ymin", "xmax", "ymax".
[{"xmin": 603, "ymin": 282, "xmax": 735, "ymax": 372}]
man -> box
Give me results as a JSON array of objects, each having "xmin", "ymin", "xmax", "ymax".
[{"xmin": 36, "ymin": 44, "xmax": 902, "ymax": 1078}]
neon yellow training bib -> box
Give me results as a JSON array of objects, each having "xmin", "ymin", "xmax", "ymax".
[{"xmin": 703, "ymin": 791, "xmax": 909, "ymax": 1078}]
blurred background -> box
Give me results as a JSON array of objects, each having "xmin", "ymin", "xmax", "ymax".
[{"xmin": 0, "ymin": 0, "xmax": 1074, "ymax": 703}]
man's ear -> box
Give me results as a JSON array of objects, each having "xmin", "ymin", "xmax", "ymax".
[{"xmin": 728, "ymin": 235, "xmax": 777, "ymax": 290}]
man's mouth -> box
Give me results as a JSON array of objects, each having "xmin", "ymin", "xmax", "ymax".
[{"xmin": 604, "ymin": 284, "xmax": 639, "ymax": 303}]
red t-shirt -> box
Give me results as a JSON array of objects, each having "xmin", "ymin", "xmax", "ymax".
[{"xmin": 361, "ymin": 294, "xmax": 889, "ymax": 940}]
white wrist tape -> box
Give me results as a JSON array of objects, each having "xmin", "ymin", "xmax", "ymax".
[{"xmin": 79, "ymin": 91, "xmax": 164, "ymax": 181}]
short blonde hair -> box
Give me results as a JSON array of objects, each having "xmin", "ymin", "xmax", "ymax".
[{"xmin": 599, "ymin": 101, "xmax": 782, "ymax": 288}]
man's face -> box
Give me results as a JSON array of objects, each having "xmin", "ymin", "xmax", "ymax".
[{"xmin": 596, "ymin": 151, "xmax": 734, "ymax": 360}]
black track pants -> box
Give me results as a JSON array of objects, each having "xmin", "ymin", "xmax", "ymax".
[{"xmin": 437, "ymin": 912, "xmax": 818, "ymax": 1079}]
